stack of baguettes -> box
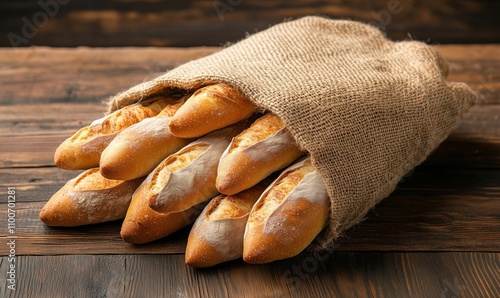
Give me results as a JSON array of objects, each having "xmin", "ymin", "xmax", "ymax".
[{"xmin": 40, "ymin": 83, "xmax": 331, "ymax": 267}]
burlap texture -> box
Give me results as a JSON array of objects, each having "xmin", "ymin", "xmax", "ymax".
[{"xmin": 107, "ymin": 16, "xmax": 477, "ymax": 247}]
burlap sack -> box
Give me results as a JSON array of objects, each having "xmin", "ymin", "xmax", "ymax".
[{"xmin": 107, "ymin": 16, "xmax": 477, "ymax": 248}]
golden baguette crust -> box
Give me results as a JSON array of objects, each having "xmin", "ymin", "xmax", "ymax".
[
  {"xmin": 100, "ymin": 102, "xmax": 194, "ymax": 180},
  {"xmin": 121, "ymin": 122, "xmax": 248, "ymax": 244},
  {"xmin": 54, "ymin": 98, "xmax": 173, "ymax": 170},
  {"xmin": 168, "ymin": 83, "xmax": 257, "ymax": 138},
  {"xmin": 148, "ymin": 122, "xmax": 249, "ymax": 214},
  {"xmin": 120, "ymin": 178, "xmax": 204, "ymax": 244},
  {"xmin": 39, "ymin": 168, "xmax": 143, "ymax": 227},
  {"xmin": 217, "ymin": 113, "xmax": 304, "ymax": 195},
  {"xmin": 243, "ymin": 157, "xmax": 330, "ymax": 264},
  {"xmin": 185, "ymin": 183, "xmax": 266, "ymax": 267}
]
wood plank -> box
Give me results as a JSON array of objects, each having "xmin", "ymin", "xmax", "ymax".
[
  {"xmin": 438, "ymin": 45, "xmax": 500, "ymax": 105},
  {"xmin": 0, "ymin": 253, "xmax": 498, "ymax": 297},
  {"xmin": 1, "ymin": 166, "xmax": 498, "ymax": 255},
  {"xmin": 0, "ymin": 103, "xmax": 103, "ymax": 134},
  {"xmin": 0, "ymin": 0, "xmax": 499, "ymax": 47},
  {"xmin": 0, "ymin": 47, "xmax": 218, "ymax": 105},
  {"xmin": 0, "ymin": 46, "xmax": 498, "ymax": 105},
  {"xmin": 422, "ymin": 134, "xmax": 500, "ymax": 169}
]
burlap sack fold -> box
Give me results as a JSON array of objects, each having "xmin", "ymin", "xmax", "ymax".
[{"xmin": 107, "ymin": 16, "xmax": 477, "ymax": 247}]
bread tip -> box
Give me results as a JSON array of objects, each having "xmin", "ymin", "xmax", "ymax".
[
  {"xmin": 243, "ymin": 236, "xmax": 282, "ymax": 264},
  {"xmin": 120, "ymin": 220, "xmax": 144, "ymax": 244},
  {"xmin": 184, "ymin": 255, "xmax": 201, "ymax": 268},
  {"xmin": 53, "ymin": 148, "xmax": 70, "ymax": 170},
  {"xmin": 242, "ymin": 248, "xmax": 269, "ymax": 264},
  {"xmin": 214, "ymin": 180, "xmax": 238, "ymax": 196},
  {"xmin": 184, "ymin": 249, "xmax": 211, "ymax": 268},
  {"xmin": 215, "ymin": 165, "xmax": 247, "ymax": 195},
  {"xmin": 98, "ymin": 164, "xmax": 112, "ymax": 179},
  {"xmin": 39, "ymin": 206, "xmax": 66, "ymax": 227},
  {"xmin": 38, "ymin": 207, "xmax": 50, "ymax": 225},
  {"xmin": 167, "ymin": 117, "xmax": 193, "ymax": 138},
  {"xmin": 185, "ymin": 236, "xmax": 226, "ymax": 268},
  {"xmin": 99, "ymin": 163, "xmax": 120, "ymax": 180}
]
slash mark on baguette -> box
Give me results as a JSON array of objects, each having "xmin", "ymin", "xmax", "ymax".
[
  {"xmin": 72, "ymin": 168, "xmax": 122, "ymax": 191},
  {"xmin": 206, "ymin": 195, "xmax": 253, "ymax": 220},
  {"xmin": 54, "ymin": 98, "xmax": 172, "ymax": 170},
  {"xmin": 149, "ymin": 144, "xmax": 209, "ymax": 194},
  {"xmin": 248, "ymin": 162, "xmax": 313, "ymax": 226},
  {"xmin": 228, "ymin": 113, "xmax": 284, "ymax": 154},
  {"xmin": 81, "ymin": 104, "xmax": 160, "ymax": 141},
  {"xmin": 243, "ymin": 158, "xmax": 329, "ymax": 263},
  {"xmin": 216, "ymin": 113, "xmax": 304, "ymax": 195}
]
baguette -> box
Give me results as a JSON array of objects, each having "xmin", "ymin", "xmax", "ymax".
[
  {"xmin": 216, "ymin": 113, "xmax": 304, "ymax": 195},
  {"xmin": 54, "ymin": 98, "xmax": 172, "ymax": 170},
  {"xmin": 243, "ymin": 157, "xmax": 330, "ymax": 264},
  {"xmin": 168, "ymin": 83, "xmax": 257, "ymax": 138},
  {"xmin": 121, "ymin": 122, "xmax": 248, "ymax": 244},
  {"xmin": 148, "ymin": 122, "xmax": 248, "ymax": 214},
  {"xmin": 185, "ymin": 183, "xmax": 267, "ymax": 267},
  {"xmin": 99, "ymin": 102, "xmax": 194, "ymax": 180},
  {"xmin": 39, "ymin": 168, "xmax": 143, "ymax": 227},
  {"xmin": 120, "ymin": 179, "xmax": 205, "ymax": 244}
]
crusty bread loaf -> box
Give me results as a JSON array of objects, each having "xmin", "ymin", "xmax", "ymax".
[
  {"xmin": 39, "ymin": 168, "xmax": 143, "ymax": 227},
  {"xmin": 121, "ymin": 122, "xmax": 249, "ymax": 244},
  {"xmin": 216, "ymin": 113, "xmax": 304, "ymax": 195},
  {"xmin": 148, "ymin": 122, "xmax": 249, "ymax": 214},
  {"xmin": 54, "ymin": 98, "xmax": 173, "ymax": 170},
  {"xmin": 185, "ymin": 183, "xmax": 267, "ymax": 267},
  {"xmin": 99, "ymin": 102, "xmax": 194, "ymax": 180},
  {"xmin": 120, "ymin": 178, "xmax": 205, "ymax": 244},
  {"xmin": 168, "ymin": 83, "xmax": 257, "ymax": 138},
  {"xmin": 243, "ymin": 157, "xmax": 330, "ymax": 264}
]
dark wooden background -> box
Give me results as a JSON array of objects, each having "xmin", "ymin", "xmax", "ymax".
[{"xmin": 1, "ymin": 0, "xmax": 500, "ymax": 48}]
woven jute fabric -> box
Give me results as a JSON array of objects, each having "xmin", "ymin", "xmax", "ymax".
[{"xmin": 107, "ymin": 16, "xmax": 477, "ymax": 247}]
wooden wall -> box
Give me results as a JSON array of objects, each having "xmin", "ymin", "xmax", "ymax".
[{"xmin": 1, "ymin": 0, "xmax": 499, "ymax": 47}]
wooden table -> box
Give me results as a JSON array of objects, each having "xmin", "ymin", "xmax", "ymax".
[{"xmin": 0, "ymin": 45, "xmax": 499, "ymax": 297}]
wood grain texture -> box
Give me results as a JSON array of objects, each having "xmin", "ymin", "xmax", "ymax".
[
  {"xmin": 0, "ymin": 253, "xmax": 499, "ymax": 297},
  {"xmin": 0, "ymin": 47, "xmax": 218, "ymax": 105},
  {"xmin": 0, "ymin": 0, "xmax": 499, "ymax": 47}
]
